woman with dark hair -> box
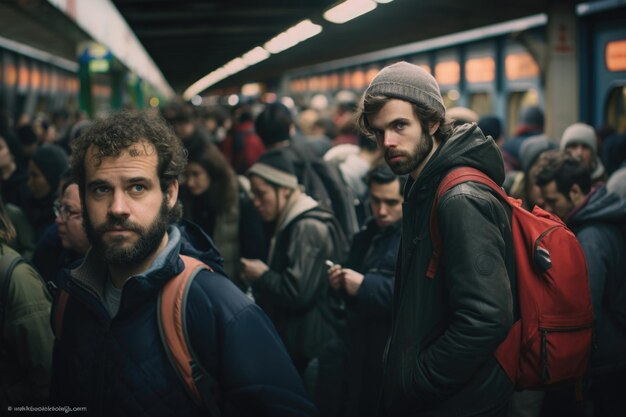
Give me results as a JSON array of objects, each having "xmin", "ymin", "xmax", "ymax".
[
  {"xmin": 24, "ymin": 144, "xmax": 69, "ymax": 239},
  {"xmin": 181, "ymin": 141, "xmax": 267, "ymax": 287},
  {"xmin": 0, "ymin": 131, "xmax": 29, "ymax": 208},
  {"xmin": 0, "ymin": 196, "xmax": 53, "ymax": 407}
]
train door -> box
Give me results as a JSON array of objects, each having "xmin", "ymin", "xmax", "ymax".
[
  {"xmin": 465, "ymin": 41, "xmax": 497, "ymax": 117},
  {"xmin": 434, "ymin": 49, "xmax": 461, "ymax": 109},
  {"xmin": 591, "ymin": 18, "xmax": 626, "ymax": 132},
  {"xmin": 504, "ymin": 36, "xmax": 543, "ymax": 136}
]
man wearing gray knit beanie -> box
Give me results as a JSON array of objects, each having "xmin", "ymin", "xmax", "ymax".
[
  {"xmin": 356, "ymin": 62, "xmax": 515, "ymax": 416},
  {"xmin": 560, "ymin": 122, "xmax": 606, "ymax": 184}
]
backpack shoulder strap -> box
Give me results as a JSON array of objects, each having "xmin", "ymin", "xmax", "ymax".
[
  {"xmin": 0, "ymin": 250, "xmax": 25, "ymax": 326},
  {"xmin": 427, "ymin": 167, "xmax": 505, "ymax": 279},
  {"xmin": 158, "ymin": 254, "xmax": 221, "ymax": 416}
]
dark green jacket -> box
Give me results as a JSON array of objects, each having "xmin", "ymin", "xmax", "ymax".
[
  {"xmin": 0, "ymin": 244, "xmax": 53, "ymax": 407},
  {"xmin": 382, "ymin": 123, "xmax": 516, "ymax": 416}
]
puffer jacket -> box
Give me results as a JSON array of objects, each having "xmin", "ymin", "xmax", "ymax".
[
  {"xmin": 51, "ymin": 221, "xmax": 317, "ymax": 417},
  {"xmin": 252, "ymin": 193, "xmax": 344, "ymax": 371},
  {"xmin": 381, "ymin": 123, "xmax": 516, "ymax": 416},
  {"xmin": 566, "ymin": 186, "xmax": 626, "ymax": 374}
]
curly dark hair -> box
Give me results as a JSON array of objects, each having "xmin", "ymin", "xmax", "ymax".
[
  {"xmin": 356, "ymin": 94, "xmax": 453, "ymax": 144},
  {"xmin": 70, "ymin": 109, "xmax": 187, "ymax": 221},
  {"xmin": 535, "ymin": 151, "xmax": 592, "ymax": 196}
]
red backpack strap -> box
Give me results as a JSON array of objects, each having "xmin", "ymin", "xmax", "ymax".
[
  {"xmin": 157, "ymin": 255, "xmax": 221, "ymax": 415},
  {"xmin": 52, "ymin": 289, "xmax": 70, "ymax": 339},
  {"xmin": 427, "ymin": 167, "xmax": 505, "ymax": 279}
]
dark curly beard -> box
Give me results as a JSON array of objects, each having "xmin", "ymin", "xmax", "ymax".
[{"xmin": 84, "ymin": 197, "xmax": 170, "ymax": 267}]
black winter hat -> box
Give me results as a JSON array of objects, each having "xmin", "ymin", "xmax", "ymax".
[
  {"xmin": 247, "ymin": 150, "xmax": 298, "ymax": 189},
  {"xmin": 520, "ymin": 106, "xmax": 544, "ymax": 129},
  {"xmin": 478, "ymin": 115, "xmax": 502, "ymax": 141},
  {"xmin": 31, "ymin": 144, "xmax": 69, "ymax": 191}
]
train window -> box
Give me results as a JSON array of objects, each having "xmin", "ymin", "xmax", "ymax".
[
  {"xmin": 605, "ymin": 40, "xmax": 626, "ymax": 72},
  {"xmin": 351, "ymin": 69, "xmax": 366, "ymax": 90},
  {"xmin": 507, "ymin": 89, "xmax": 540, "ymax": 136},
  {"xmin": 605, "ymin": 85, "xmax": 626, "ymax": 132},
  {"xmin": 366, "ymin": 67, "xmax": 379, "ymax": 84},
  {"xmin": 435, "ymin": 61, "xmax": 460, "ymax": 86},
  {"xmin": 469, "ymin": 93, "xmax": 493, "ymax": 115},
  {"xmin": 466, "ymin": 57, "xmax": 495, "ymax": 83},
  {"xmin": 505, "ymin": 52, "xmax": 539, "ymax": 80}
]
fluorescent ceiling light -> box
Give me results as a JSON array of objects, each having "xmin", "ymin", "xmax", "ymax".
[
  {"xmin": 242, "ymin": 47, "xmax": 271, "ymax": 66},
  {"xmin": 324, "ymin": 0, "xmax": 377, "ymax": 24},
  {"xmin": 264, "ymin": 19, "xmax": 322, "ymax": 54},
  {"xmin": 374, "ymin": 0, "xmax": 394, "ymax": 3},
  {"xmin": 222, "ymin": 58, "xmax": 248, "ymax": 75},
  {"xmin": 184, "ymin": 20, "xmax": 321, "ymax": 98}
]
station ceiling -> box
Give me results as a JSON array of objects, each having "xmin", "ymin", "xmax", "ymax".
[
  {"xmin": 2, "ymin": 0, "xmax": 587, "ymax": 96},
  {"xmin": 111, "ymin": 0, "xmax": 583, "ymax": 95}
]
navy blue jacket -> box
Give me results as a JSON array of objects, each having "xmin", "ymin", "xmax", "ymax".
[
  {"xmin": 567, "ymin": 186, "xmax": 626, "ymax": 374},
  {"xmin": 344, "ymin": 218, "xmax": 400, "ymax": 417},
  {"xmin": 51, "ymin": 221, "xmax": 317, "ymax": 416}
]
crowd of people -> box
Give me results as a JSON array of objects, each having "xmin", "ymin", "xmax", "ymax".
[{"xmin": 0, "ymin": 61, "xmax": 624, "ymax": 417}]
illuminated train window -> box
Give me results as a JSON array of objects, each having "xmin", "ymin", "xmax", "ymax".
[
  {"xmin": 605, "ymin": 40, "xmax": 626, "ymax": 72},
  {"xmin": 605, "ymin": 86, "xmax": 626, "ymax": 132},
  {"xmin": 466, "ymin": 57, "xmax": 495, "ymax": 83}
]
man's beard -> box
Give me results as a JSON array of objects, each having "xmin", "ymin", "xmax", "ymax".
[
  {"xmin": 84, "ymin": 198, "xmax": 170, "ymax": 267},
  {"xmin": 385, "ymin": 132, "xmax": 433, "ymax": 175}
]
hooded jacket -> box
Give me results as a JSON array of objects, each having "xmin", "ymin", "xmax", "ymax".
[
  {"xmin": 51, "ymin": 221, "xmax": 316, "ymax": 417},
  {"xmin": 381, "ymin": 123, "xmax": 516, "ymax": 416},
  {"xmin": 252, "ymin": 192, "xmax": 345, "ymax": 371},
  {"xmin": 566, "ymin": 186, "xmax": 626, "ymax": 374}
]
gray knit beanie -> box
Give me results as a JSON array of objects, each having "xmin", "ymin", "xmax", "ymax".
[
  {"xmin": 519, "ymin": 134, "xmax": 557, "ymax": 173},
  {"xmin": 364, "ymin": 61, "xmax": 446, "ymax": 119},
  {"xmin": 560, "ymin": 123, "xmax": 597, "ymax": 154},
  {"xmin": 247, "ymin": 149, "xmax": 298, "ymax": 189}
]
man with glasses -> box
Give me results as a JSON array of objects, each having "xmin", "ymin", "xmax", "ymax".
[
  {"xmin": 53, "ymin": 172, "xmax": 90, "ymax": 258},
  {"xmin": 33, "ymin": 169, "xmax": 90, "ymax": 287}
]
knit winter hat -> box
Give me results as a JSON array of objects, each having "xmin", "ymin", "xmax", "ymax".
[
  {"xmin": 560, "ymin": 123, "xmax": 597, "ymax": 155},
  {"xmin": 364, "ymin": 61, "xmax": 446, "ymax": 119},
  {"xmin": 30, "ymin": 144, "xmax": 69, "ymax": 191},
  {"xmin": 519, "ymin": 134, "xmax": 557, "ymax": 173},
  {"xmin": 247, "ymin": 150, "xmax": 298, "ymax": 189},
  {"xmin": 520, "ymin": 106, "xmax": 544, "ymax": 129}
]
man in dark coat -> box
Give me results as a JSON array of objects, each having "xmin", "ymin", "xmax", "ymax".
[
  {"xmin": 536, "ymin": 152, "xmax": 626, "ymax": 417},
  {"xmin": 356, "ymin": 61, "xmax": 516, "ymax": 417},
  {"xmin": 51, "ymin": 110, "xmax": 317, "ymax": 417},
  {"xmin": 327, "ymin": 163, "xmax": 403, "ymax": 417}
]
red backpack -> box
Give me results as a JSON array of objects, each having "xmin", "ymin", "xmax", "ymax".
[
  {"xmin": 428, "ymin": 167, "xmax": 593, "ymax": 390},
  {"xmin": 53, "ymin": 255, "xmax": 222, "ymax": 415}
]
